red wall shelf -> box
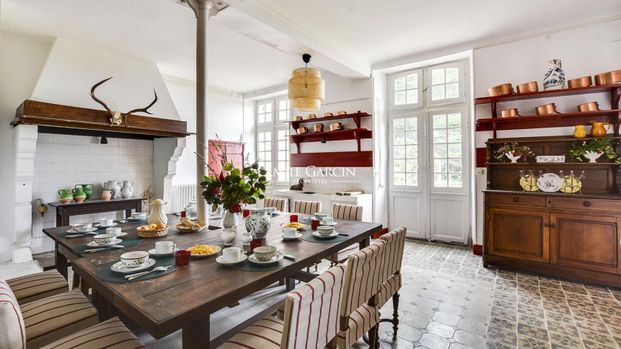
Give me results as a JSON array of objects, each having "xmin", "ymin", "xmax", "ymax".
[
  {"xmin": 288, "ymin": 111, "xmax": 371, "ymax": 131},
  {"xmin": 290, "ymin": 151, "xmax": 373, "ymax": 167},
  {"xmin": 290, "ymin": 128, "xmax": 372, "ymax": 153},
  {"xmin": 476, "ymin": 109, "xmax": 621, "ymax": 132},
  {"xmin": 475, "ymin": 83, "xmax": 621, "ymax": 105}
]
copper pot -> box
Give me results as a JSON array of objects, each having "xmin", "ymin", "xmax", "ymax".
[
  {"xmin": 322, "ymin": 112, "xmax": 334, "ymax": 117},
  {"xmin": 336, "ymin": 110, "xmax": 347, "ymax": 116},
  {"xmin": 297, "ymin": 127, "xmax": 309, "ymax": 134},
  {"xmin": 308, "ymin": 114, "xmax": 317, "ymax": 119},
  {"xmin": 294, "ymin": 115, "xmax": 304, "ymax": 121},
  {"xmin": 501, "ymin": 108, "xmax": 520, "ymax": 118},
  {"xmin": 329, "ymin": 122, "xmax": 343, "ymax": 131},
  {"xmin": 594, "ymin": 70, "xmax": 621, "ymax": 85},
  {"xmin": 488, "ymin": 83, "xmax": 514, "ymax": 97},
  {"xmin": 516, "ymin": 81, "xmax": 538, "ymax": 94},
  {"xmin": 536, "ymin": 103, "xmax": 558, "ymax": 115},
  {"xmin": 577, "ymin": 101, "xmax": 599, "ymax": 112},
  {"xmin": 568, "ymin": 76, "xmax": 592, "ymax": 89},
  {"xmin": 313, "ymin": 124, "xmax": 324, "ymax": 133}
]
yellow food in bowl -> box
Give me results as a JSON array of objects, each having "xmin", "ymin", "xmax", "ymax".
[
  {"xmin": 284, "ymin": 222, "xmax": 305, "ymax": 229},
  {"xmin": 187, "ymin": 244, "xmax": 218, "ymax": 255}
]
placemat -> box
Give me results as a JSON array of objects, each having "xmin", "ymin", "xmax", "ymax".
[
  {"xmin": 74, "ymin": 239, "xmax": 141, "ymax": 254},
  {"xmin": 300, "ymin": 230, "xmax": 349, "ymax": 243},
  {"xmin": 96, "ymin": 256, "xmax": 177, "ymax": 283}
]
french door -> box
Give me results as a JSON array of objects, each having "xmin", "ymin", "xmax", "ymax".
[{"xmin": 388, "ymin": 61, "xmax": 470, "ymax": 243}]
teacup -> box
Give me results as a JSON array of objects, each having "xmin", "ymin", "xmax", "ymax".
[
  {"xmin": 283, "ymin": 227, "xmax": 298, "ymax": 238},
  {"xmin": 131, "ymin": 212, "xmax": 147, "ymax": 220},
  {"xmin": 99, "ymin": 218, "xmax": 114, "ymax": 227},
  {"xmin": 314, "ymin": 212, "xmax": 327, "ymax": 220},
  {"xmin": 93, "ymin": 234, "xmax": 116, "ymax": 246},
  {"xmin": 155, "ymin": 241, "xmax": 176, "ymax": 254},
  {"xmin": 317, "ymin": 225, "xmax": 335, "ymax": 236},
  {"xmin": 253, "ymin": 245, "xmax": 277, "ymax": 261},
  {"xmin": 120, "ymin": 251, "xmax": 149, "ymax": 268},
  {"xmin": 74, "ymin": 223, "xmax": 92, "ymax": 232},
  {"xmin": 264, "ymin": 207, "xmax": 277, "ymax": 215},
  {"xmin": 222, "ymin": 247, "xmax": 242, "ymax": 262},
  {"xmin": 322, "ymin": 216, "xmax": 334, "ymax": 225},
  {"xmin": 106, "ymin": 227, "xmax": 122, "ymax": 236}
]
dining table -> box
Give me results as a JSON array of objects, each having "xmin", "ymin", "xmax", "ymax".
[{"xmin": 43, "ymin": 213, "xmax": 382, "ymax": 349}]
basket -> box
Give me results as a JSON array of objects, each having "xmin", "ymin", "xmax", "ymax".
[{"xmin": 138, "ymin": 228, "xmax": 169, "ymax": 238}]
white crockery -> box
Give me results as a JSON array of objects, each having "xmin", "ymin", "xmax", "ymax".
[
  {"xmin": 264, "ymin": 207, "xmax": 277, "ymax": 215},
  {"xmin": 283, "ymin": 227, "xmax": 298, "ymax": 238},
  {"xmin": 222, "ymin": 247, "xmax": 242, "ymax": 263},
  {"xmin": 73, "ymin": 223, "xmax": 93, "ymax": 232},
  {"xmin": 155, "ymin": 241, "xmax": 176, "ymax": 254},
  {"xmin": 321, "ymin": 216, "xmax": 334, "ymax": 225},
  {"xmin": 100, "ymin": 218, "xmax": 114, "ymax": 227},
  {"xmin": 131, "ymin": 212, "xmax": 148, "ymax": 220},
  {"xmin": 106, "ymin": 227, "xmax": 122, "ymax": 236},
  {"xmin": 314, "ymin": 212, "xmax": 327, "ymax": 220},
  {"xmin": 93, "ymin": 234, "xmax": 116, "ymax": 246},
  {"xmin": 317, "ymin": 225, "xmax": 335, "ymax": 236},
  {"xmin": 111, "ymin": 258, "xmax": 156, "ymax": 274},
  {"xmin": 120, "ymin": 251, "xmax": 149, "ymax": 268},
  {"xmin": 253, "ymin": 245, "xmax": 277, "ymax": 261}
]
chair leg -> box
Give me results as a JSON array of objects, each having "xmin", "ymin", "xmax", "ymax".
[
  {"xmin": 369, "ymin": 325, "xmax": 379, "ymax": 349},
  {"xmin": 392, "ymin": 292, "xmax": 400, "ymax": 340}
]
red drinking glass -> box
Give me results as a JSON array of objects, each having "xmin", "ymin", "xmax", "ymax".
[
  {"xmin": 250, "ymin": 238, "xmax": 265, "ymax": 252},
  {"xmin": 290, "ymin": 214, "xmax": 298, "ymax": 223},
  {"xmin": 311, "ymin": 218, "xmax": 320, "ymax": 231},
  {"xmin": 242, "ymin": 209, "xmax": 251, "ymax": 218},
  {"xmin": 175, "ymin": 250, "xmax": 191, "ymax": 267}
]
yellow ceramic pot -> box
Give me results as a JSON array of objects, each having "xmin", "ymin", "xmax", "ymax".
[
  {"xmin": 590, "ymin": 122, "xmax": 607, "ymax": 138},
  {"xmin": 573, "ymin": 125, "xmax": 587, "ymax": 139}
]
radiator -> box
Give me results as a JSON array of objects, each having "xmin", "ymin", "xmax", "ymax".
[{"xmin": 171, "ymin": 184, "xmax": 197, "ymax": 213}]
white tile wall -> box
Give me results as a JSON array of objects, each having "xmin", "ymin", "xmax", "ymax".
[{"xmin": 31, "ymin": 134, "xmax": 154, "ymax": 254}]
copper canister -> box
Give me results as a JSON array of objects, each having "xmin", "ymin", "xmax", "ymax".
[
  {"xmin": 577, "ymin": 101, "xmax": 599, "ymax": 112},
  {"xmin": 488, "ymin": 83, "xmax": 514, "ymax": 97},
  {"xmin": 329, "ymin": 122, "xmax": 343, "ymax": 131},
  {"xmin": 313, "ymin": 124, "xmax": 324, "ymax": 133},
  {"xmin": 297, "ymin": 127, "xmax": 309, "ymax": 134},
  {"xmin": 516, "ymin": 81, "xmax": 538, "ymax": 94},
  {"xmin": 568, "ymin": 76, "xmax": 592, "ymax": 88},
  {"xmin": 535, "ymin": 103, "xmax": 558, "ymax": 115},
  {"xmin": 594, "ymin": 70, "xmax": 621, "ymax": 85},
  {"xmin": 308, "ymin": 114, "xmax": 317, "ymax": 119},
  {"xmin": 294, "ymin": 115, "xmax": 304, "ymax": 121},
  {"xmin": 336, "ymin": 110, "xmax": 347, "ymax": 116},
  {"xmin": 322, "ymin": 112, "xmax": 334, "ymax": 117},
  {"xmin": 501, "ymin": 108, "xmax": 520, "ymax": 118}
]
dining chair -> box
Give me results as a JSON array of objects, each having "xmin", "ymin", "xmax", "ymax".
[
  {"xmin": 292, "ymin": 200, "xmax": 322, "ymax": 215},
  {"xmin": 377, "ymin": 227, "xmax": 406, "ymax": 340},
  {"xmin": 219, "ymin": 264, "xmax": 346, "ymax": 349},
  {"xmin": 40, "ymin": 317, "xmax": 144, "ymax": 349},
  {"xmin": 329, "ymin": 204, "xmax": 364, "ymax": 264},
  {"xmin": 337, "ymin": 239, "xmax": 386, "ymax": 349},
  {"xmin": 6, "ymin": 270, "xmax": 68, "ymax": 305},
  {"xmin": 264, "ymin": 197, "xmax": 288, "ymax": 212}
]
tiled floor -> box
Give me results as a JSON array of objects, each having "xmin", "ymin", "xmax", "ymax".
[{"xmin": 367, "ymin": 240, "xmax": 621, "ymax": 349}]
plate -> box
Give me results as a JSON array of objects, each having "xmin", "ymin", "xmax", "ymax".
[
  {"xmin": 216, "ymin": 254, "xmax": 248, "ymax": 265},
  {"xmin": 282, "ymin": 233, "xmax": 303, "ymax": 241},
  {"xmin": 86, "ymin": 238, "xmax": 123, "ymax": 247},
  {"xmin": 560, "ymin": 176, "xmax": 582, "ymax": 194},
  {"xmin": 537, "ymin": 173, "xmax": 563, "ymax": 192},
  {"xmin": 282, "ymin": 222, "xmax": 306, "ymax": 231},
  {"xmin": 188, "ymin": 245, "xmax": 221, "ymax": 259},
  {"xmin": 519, "ymin": 176, "xmax": 539, "ymax": 192},
  {"xmin": 175, "ymin": 224, "xmax": 207, "ymax": 233},
  {"xmin": 312, "ymin": 231, "xmax": 339, "ymax": 239},
  {"xmin": 67, "ymin": 227, "xmax": 98, "ymax": 233},
  {"xmin": 248, "ymin": 254, "xmax": 284, "ymax": 265},
  {"xmin": 95, "ymin": 223, "xmax": 118, "ymax": 229},
  {"xmin": 319, "ymin": 221, "xmax": 337, "ymax": 226},
  {"xmin": 111, "ymin": 258, "xmax": 156, "ymax": 274},
  {"xmin": 148, "ymin": 248, "xmax": 179, "ymax": 257},
  {"xmin": 112, "ymin": 232, "xmax": 128, "ymax": 238}
]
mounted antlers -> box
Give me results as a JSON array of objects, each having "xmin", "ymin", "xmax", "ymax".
[{"xmin": 90, "ymin": 77, "xmax": 158, "ymax": 126}]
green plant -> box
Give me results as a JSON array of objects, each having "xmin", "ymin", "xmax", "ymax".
[
  {"xmin": 569, "ymin": 136, "xmax": 620, "ymax": 163},
  {"xmin": 201, "ymin": 161, "xmax": 268, "ymax": 213},
  {"xmin": 494, "ymin": 143, "xmax": 535, "ymax": 162}
]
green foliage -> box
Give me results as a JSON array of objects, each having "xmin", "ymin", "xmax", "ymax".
[
  {"xmin": 569, "ymin": 136, "xmax": 620, "ymax": 163},
  {"xmin": 200, "ymin": 161, "xmax": 268, "ymax": 213}
]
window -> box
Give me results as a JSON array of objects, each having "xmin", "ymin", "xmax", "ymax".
[
  {"xmin": 392, "ymin": 116, "xmax": 418, "ymax": 187},
  {"xmin": 391, "ymin": 71, "xmax": 421, "ymax": 109},
  {"xmin": 432, "ymin": 112, "xmax": 463, "ymax": 188},
  {"xmin": 429, "ymin": 64, "xmax": 463, "ymax": 104},
  {"xmin": 256, "ymin": 96, "xmax": 290, "ymax": 182}
]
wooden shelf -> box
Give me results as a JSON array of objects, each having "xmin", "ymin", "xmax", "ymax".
[
  {"xmin": 289, "ymin": 112, "xmax": 371, "ymax": 131},
  {"xmin": 475, "ymin": 83, "xmax": 621, "ymax": 105},
  {"xmin": 487, "ymin": 162, "xmax": 618, "ymax": 167},
  {"xmin": 486, "ymin": 135, "xmax": 621, "ymax": 144},
  {"xmin": 476, "ymin": 110, "xmax": 621, "ymax": 132},
  {"xmin": 290, "ymin": 128, "xmax": 372, "ymax": 152},
  {"xmin": 290, "ymin": 151, "xmax": 373, "ymax": 167}
]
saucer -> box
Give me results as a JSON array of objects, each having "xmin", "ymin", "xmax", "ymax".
[
  {"xmin": 86, "ymin": 238, "xmax": 123, "ymax": 247},
  {"xmin": 320, "ymin": 221, "xmax": 337, "ymax": 226},
  {"xmin": 148, "ymin": 248, "xmax": 179, "ymax": 257},
  {"xmin": 112, "ymin": 232, "xmax": 128, "ymax": 238},
  {"xmin": 216, "ymin": 254, "xmax": 248, "ymax": 265},
  {"xmin": 127, "ymin": 217, "xmax": 146, "ymax": 223},
  {"xmin": 282, "ymin": 233, "xmax": 303, "ymax": 241},
  {"xmin": 111, "ymin": 258, "xmax": 156, "ymax": 274},
  {"xmin": 312, "ymin": 231, "xmax": 338, "ymax": 239},
  {"xmin": 248, "ymin": 254, "xmax": 284, "ymax": 265},
  {"xmin": 68, "ymin": 227, "xmax": 98, "ymax": 233},
  {"xmin": 95, "ymin": 223, "xmax": 118, "ymax": 229}
]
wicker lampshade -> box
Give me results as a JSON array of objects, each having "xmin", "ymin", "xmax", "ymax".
[{"xmin": 288, "ymin": 55, "xmax": 325, "ymax": 112}]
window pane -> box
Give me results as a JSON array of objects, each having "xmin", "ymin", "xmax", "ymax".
[
  {"xmin": 434, "ymin": 159, "xmax": 447, "ymax": 172},
  {"xmin": 406, "ymin": 159, "xmax": 417, "ymax": 172},
  {"xmin": 394, "ymin": 159, "xmax": 405, "ymax": 172},
  {"xmin": 406, "ymin": 145, "xmax": 417, "ymax": 158},
  {"xmin": 394, "ymin": 146, "xmax": 405, "ymax": 159},
  {"xmin": 394, "ymin": 76, "xmax": 406, "ymax": 91},
  {"xmin": 449, "ymin": 173, "xmax": 462, "ymax": 188},
  {"xmin": 406, "ymin": 74, "xmax": 418, "ymax": 89},
  {"xmin": 394, "ymin": 132, "xmax": 405, "ymax": 145},
  {"xmin": 394, "ymin": 173, "xmax": 406, "ymax": 186},
  {"xmin": 447, "ymin": 113, "xmax": 461, "ymax": 127},
  {"xmin": 406, "ymin": 173, "xmax": 418, "ymax": 186},
  {"xmin": 448, "ymin": 159, "xmax": 462, "ymax": 172},
  {"xmin": 395, "ymin": 91, "xmax": 406, "ymax": 105},
  {"xmin": 431, "ymin": 68, "xmax": 445, "ymax": 84},
  {"xmin": 406, "ymin": 118, "xmax": 417, "ymax": 131},
  {"xmin": 279, "ymin": 110, "xmax": 289, "ymax": 120},
  {"xmin": 448, "ymin": 143, "xmax": 462, "ymax": 157},
  {"xmin": 265, "ymin": 103, "xmax": 272, "ymax": 112},
  {"xmin": 433, "ymin": 114, "xmax": 446, "ymax": 129},
  {"xmin": 434, "ymin": 173, "xmax": 448, "ymax": 187},
  {"xmin": 279, "ymin": 100, "xmax": 288, "ymax": 110},
  {"xmin": 405, "ymin": 132, "xmax": 417, "ymax": 145},
  {"xmin": 446, "ymin": 67, "xmax": 459, "ymax": 83},
  {"xmin": 432, "ymin": 85, "xmax": 445, "ymax": 100},
  {"xmin": 448, "ymin": 128, "xmax": 462, "ymax": 143},
  {"xmin": 434, "ymin": 144, "xmax": 447, "ymax": 158},
  {"xmin": 394, "ymin": 119, "xmax": 405, "ymax": 131},
  {"xmin": 446, "ymin": 83, "xmax": 459, "ymax": 99},
  {"xmin": 406, "ymin": 90, "xmax": 418, "ymax": 104},
  {"xmin": 259, "ymin": 104, "xmax": 265, "ymax": 113},
  {"xmin": 433, "ymin": 129, "xmax": 447, "ymax": 143}
]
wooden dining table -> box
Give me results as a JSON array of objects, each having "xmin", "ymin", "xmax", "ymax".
[{"xmin": 43, "ymin": 214, "xmax": 381, "ymax": 349}]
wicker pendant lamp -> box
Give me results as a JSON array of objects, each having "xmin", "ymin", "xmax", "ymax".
[{"xmin": 288, "ymin": 53, "xmax": 325, "ymax": 112}]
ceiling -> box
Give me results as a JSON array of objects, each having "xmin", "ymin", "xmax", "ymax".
[{"xmin": 1, "ymin": 0, "xmax": 620, "ymax": 93}]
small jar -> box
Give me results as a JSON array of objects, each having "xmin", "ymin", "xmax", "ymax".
[{"xmin": 185, "ymin": 201, "xmax": 198, "ymax": 220}]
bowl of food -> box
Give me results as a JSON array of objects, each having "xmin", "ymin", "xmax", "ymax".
[
  {"xmin": 176, "ymin": 218, "xmax": 206, "ymax": 233},
  {"xmin": 283, "ymin": 222, "xmax": 305, "ymax": 231},
  {"xmin": 253, "ymin": 245, "xmax": 278, "ymax": 261},
  {"xmin": 137, "ymin": 223, "xmax": 169, "ymax": 238},
  {"xmin": 187, "ymin": 244, "xmax": 221, "ymax": 259}
]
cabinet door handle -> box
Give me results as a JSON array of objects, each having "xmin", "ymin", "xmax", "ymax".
[
  {"xmin": 583, "ymin": 201, "xmax": 591, "ymax": 207},
  {"xmin": 512, "ymin": 197, "xmax": 519, "ymax": 203}
]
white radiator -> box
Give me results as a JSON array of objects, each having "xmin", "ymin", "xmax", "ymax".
[{"xmin": 171, "ymin": 184, "xmax": 197, "ymax": 213}]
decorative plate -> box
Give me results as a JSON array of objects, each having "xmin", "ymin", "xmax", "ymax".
[
  {"xmin": 216, "ymin": 254, "xmax": 248, "ymax": 265},
  {"xmin": 519, "ymin": 176, "xmax": 539, "ymax": 192},
  {"xmin": 67, "ymin": 227, "xmax": 98, "ymax": 233},
  {"xmin": 311, "ymin": 231, "xmax": 339, "ymax": 239},
  {"xmin": 537, "ymin": 173, "xmax": 563, "ymax": 192},
  {"xmin": 111, "ymin": 258, "xmax": 156, "ymax": 274},
  {"xmin": 248, "ymin": 254, "xmax": 284, "ymax": 265},
  {"xmin": 560, "ymin": 176, "xmax": 582, "ymax": 194},
  {"xmin": 86, "ymin": 238, "xmax": 123, "ymax": 247}
]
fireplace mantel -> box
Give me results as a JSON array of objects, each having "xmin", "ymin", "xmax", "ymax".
[{"xmin": 12, "ymin": 100, "xmax": 190, "ymax": 139}]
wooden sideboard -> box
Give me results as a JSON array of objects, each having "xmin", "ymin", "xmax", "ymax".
[{"xmin": 484, "ymin": 190, "xmax": 621, "ymax": 287}]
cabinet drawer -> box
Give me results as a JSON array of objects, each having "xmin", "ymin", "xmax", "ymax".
[
  {"xmin": 550, "ymin": 197, "xmax": 621, "ymax": 214},
  {"xmin": 486, "ymin": 193, "xmax": 546, "ymax": 207}
]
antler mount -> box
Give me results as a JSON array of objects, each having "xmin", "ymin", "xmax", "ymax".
[{"xmin": 89, "ymin": 77, "xmax": 158, "ymax": 127}]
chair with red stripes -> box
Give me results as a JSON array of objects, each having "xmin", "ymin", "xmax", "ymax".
[
  {"xmin": 219, "ymin": 264, "xmax": 346, "ymax": 349},
  {"xmin": 6, "ymin": 270, "xmax": 68, "ymax": 305},
  {"xmin": 377, "ymin": 227, "xmax": 407, "ymax": 340},
  {"xmin": 329, "ymin": 204, "xmax": 364, "ymax": 264}
]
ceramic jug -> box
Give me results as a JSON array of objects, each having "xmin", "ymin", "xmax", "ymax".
[
  {"xmin": 103, "ymin": 180, "xmax": 122, "ymax": 199},
  {"xmin": 246, "ymin": 209, "xmax": 271, "ymax": 239},
  {"xmin": 58, "ymin": 188, "xmax": 73, "ymax": 204},
  {"xmin": 590, "ymin": 122, "xmax": 607, "ymax": 138},
  {"xmin": 121, "ymin": 181, "xmax": 134, "ymax": 199},
  {"xmin": 72, "ymin": 187, "xmax": 87, "ymax": 203},
  {"xmin": 148, "ymin": 199, "xmax": 168, "ymax": 226},
  {"xmin": 101, "ymin": 190, "xmax": 112, "ymax": 201},
  {"xmin": 75, "ymin": 184, "xmax": 94, "ymax": 200},
  {"xmin": 573, "ymin": 125, "xmax": 587, "ymax": 139},
  {"xmin": 543, "ymin": 59, "xmax": 566, "ymax": 90}
]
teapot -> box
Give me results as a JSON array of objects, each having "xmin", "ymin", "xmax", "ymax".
[
  {"xmin": 103, "ymin": 180, "xmax": 122, "ymax": 199},
  {"xmin": 58, "ymin": 188, "xmax": 73, "ymax": 204},
  {"xmin": 72, "ymin": 187, "xmax": 87, "ymax": 203},
  {"xmin": 75, "ymin": 184, "xmax": 94, "ymax": 200},
  {"xmin": 121, "ymin": 181, "xmax": 134, "ymax": 199}
]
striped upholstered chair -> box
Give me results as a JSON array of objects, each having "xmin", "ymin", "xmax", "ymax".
[
  {"xmin": 332, "ymin": 203, "xmax": 363, "ymax": 221},
  {"xmin": 292, "ymin": 200, "xmax": 322, "ymax": 215},
  {"xmin": 219, "ymin": 264, "xmax": 346, "ymax": 349},
  {"xmin": 264, "ymin": 197, "xmax": 288, "ymax": 212},
  {"xmin": 7, "ymin": 270, "xmax": 68, "ymax": 305},
  {"xmin": 337, "ymin": 240, "xmax": 386, "ymax": 349},
  {"xmin": 41, "ymin": 317, "xmax": 144, "ymax": 349},
  {"xmin": 377, "ymin": 227, "xmax": 407, "ymax": 340}
]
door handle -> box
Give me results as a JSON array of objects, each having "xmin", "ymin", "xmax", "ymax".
[
  {"xmin": 583, "ymin": 201, "xmax": 591, "ymax": 207},
  {"xmin": 512, "ymin": 197, "xmax": 519, "ymax": 203}
]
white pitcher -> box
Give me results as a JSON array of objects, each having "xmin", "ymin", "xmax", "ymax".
[
  {"xmin": 148, "ymin": 199, "xmax": 168, "ymax": 225},
  {"xmin": 103, "ymin": 180, "xmax": 122, "ymax": 199},
  {"xmin": 121, "ymin": 180, "xmax": 134, "ymax": 198}
]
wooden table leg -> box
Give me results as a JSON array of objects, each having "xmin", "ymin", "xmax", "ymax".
[
  {"xmin": 55, "ymin": 242, "xmax": 68, "ymax": 280},
  {"xmin": 183, "ymin": 316, "xmax": 211, "ymax": 349},
  {"xmin": 359, "ymin": 236, "xmax": 370, "ymax": 249},
  {"xmin": 285, "ymin": 277, "xmax": 295, "ymax": 291},
  {"xmin": 92, "ymin": 290, "xmax": 114, "ymax": 321}
]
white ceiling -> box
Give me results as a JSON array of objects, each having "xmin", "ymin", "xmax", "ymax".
[{"xmin": 1, "ymin": 0, "xmax": 620, "ymax": 93}]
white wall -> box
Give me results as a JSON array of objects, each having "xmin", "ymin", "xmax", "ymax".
[
  {"xmin": 0, "ymin": 32, "xmax": 52, "ymax": 262},
  {"xmin": 472, "ymin": 19, "xmax": 621, "ymax": 244}
]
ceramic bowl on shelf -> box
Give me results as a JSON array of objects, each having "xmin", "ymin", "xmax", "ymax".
[
  {"xmin": 535, "ymin": 103, "xmax": 558, "ymax": 115},
  {"xmin": 594, "ymin": 70, "xmax": 621, "ymax": 85},
  {"xmin": 568, "ymin": 76, "xmax": 593, "ymax": 88},
  {"xmin": 516, "ymin": 81, "xmax": 538, "ymax": 94},
  {"xmin": 488, "ymin": 83, "xmax": 514, "ymax": 97},
  {"xmin": 577, "ymin": 101, "xmax": 599, "ymax": 112},
  {"xmin": 500, "ymin": 108, "xmax": 519, "ymax": 118}
]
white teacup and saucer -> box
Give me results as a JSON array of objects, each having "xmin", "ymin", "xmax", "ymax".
[
  {"xmin": 216, "ymin": 247, "xmax": 247, "ymax": 265},
  {"xmin": 281, "ymin": 227, "xmax": 302, "ymax": 241},
  {"xmin": 149, "ymin": 241, "xmax": 178, "ymax": 257}
]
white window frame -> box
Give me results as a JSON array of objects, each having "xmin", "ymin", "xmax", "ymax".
[
  {"xmin": 429, "ymin": 107, "xmax": 468, "ymax": 194},
  {"xmin": 426, "ymin": 62, "xmax": 466, "ymax": 106},
  {"xmin": 389, "ymin": 68, "xmax": 423, "ymax": 111},
  {"xmin": 389, "ymin": 112, "xmax": 424, "ymax": 193},
  {"xmin": 256, "ymin": 95, "xmax": 291, "ymax": 184}
]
